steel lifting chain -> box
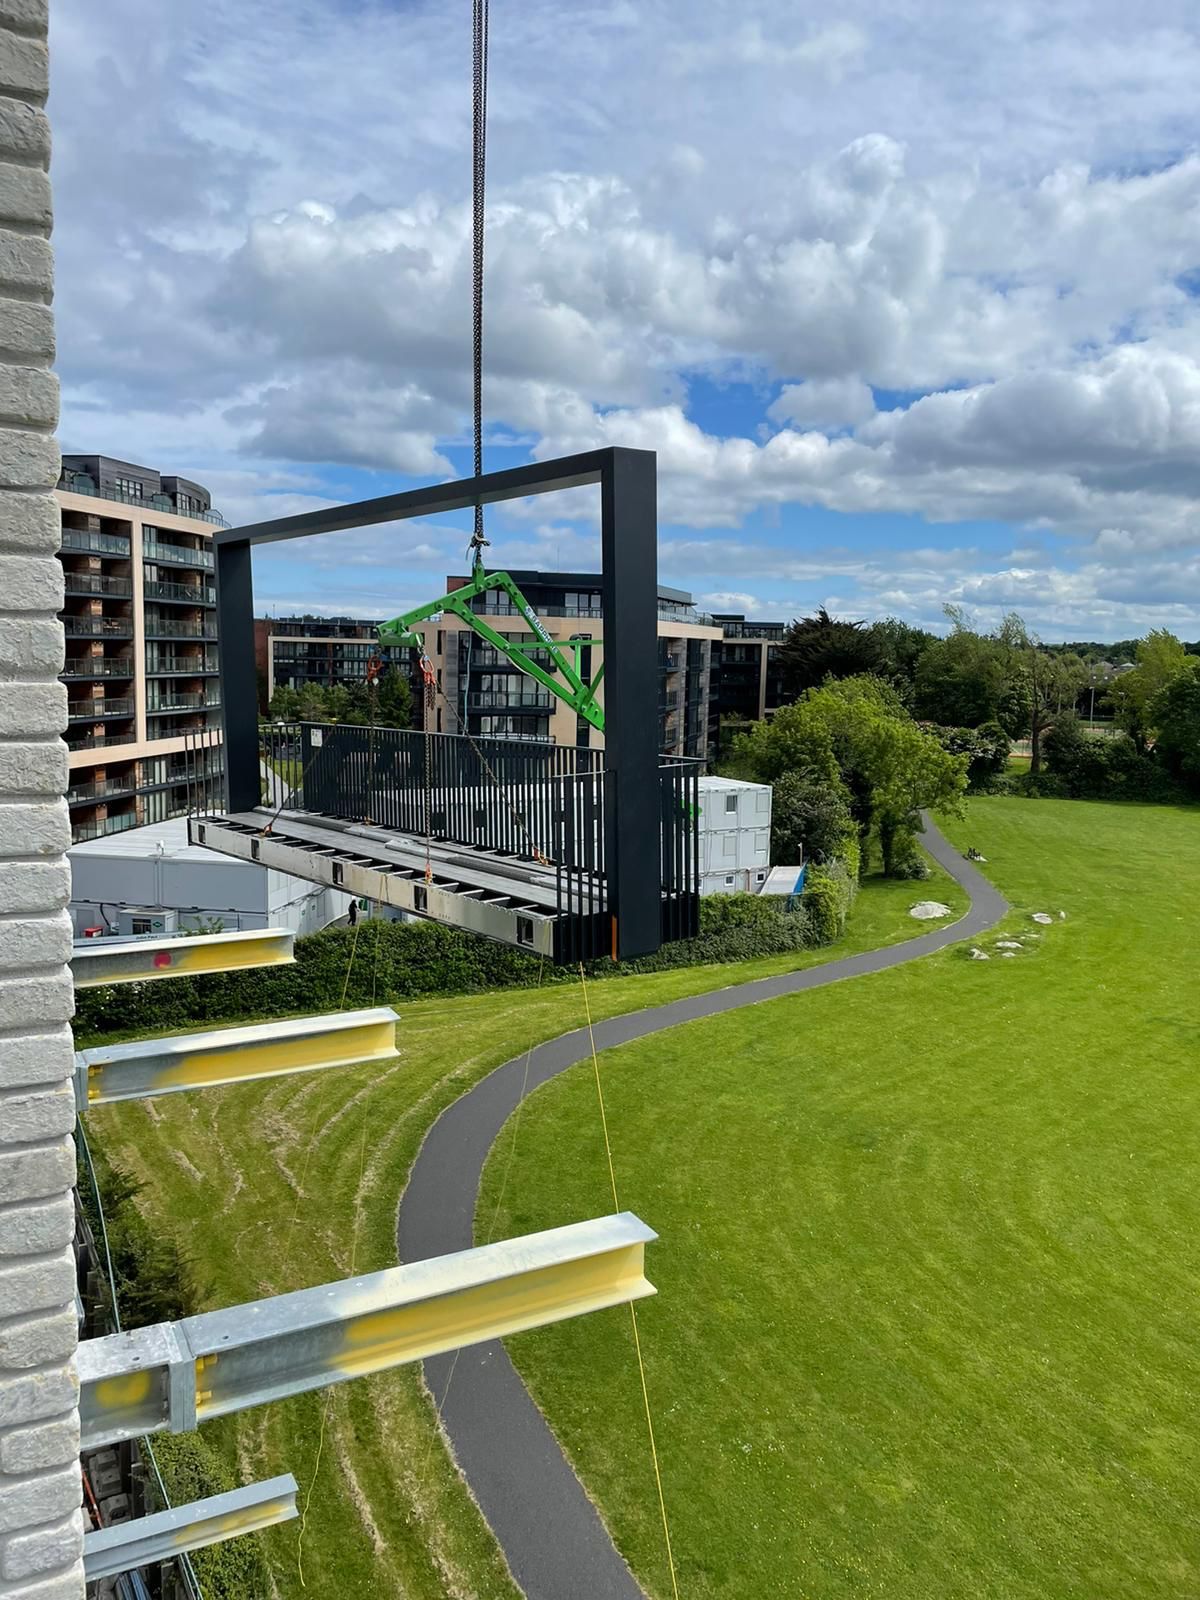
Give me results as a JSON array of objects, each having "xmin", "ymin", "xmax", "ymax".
[
  {"xmin": 421, "ymin": 654, "xmax": 437, "ymax": 884},
  {"xmin": 364, "ymin": 653, "xmax": 384, "ymax": 825}
]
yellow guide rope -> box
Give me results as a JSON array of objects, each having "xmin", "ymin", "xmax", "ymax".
[
  {"xmin": 578, "ymin": 962, "xmax": 682, "ymax": 1600},
  {"xmin": 297, "ymin": 912, "xmax": 369, "ymax": 1587}
]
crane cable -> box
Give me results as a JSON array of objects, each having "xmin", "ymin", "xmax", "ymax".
[{"xmin": 469, "ymin": 0, "xmax": 490, "ymax": 567}]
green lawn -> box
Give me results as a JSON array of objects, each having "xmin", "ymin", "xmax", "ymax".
[
  {"xmin": 84, "ymin": 848, "xmax": 962, "ymax": 1597},
  {"xmin": 482, "ymin": 798, "xmax": 1200, "ymax": 1599}
]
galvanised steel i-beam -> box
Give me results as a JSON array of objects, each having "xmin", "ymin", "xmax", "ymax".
[
  {"xmin": 214, "ymin": 447, "xmax": 661, "ymax": 959},
  {"xmin": 74, "ymin": 1008, "xmax": 399, "ymax": 1109},
  {"xmin": 76, "ymin": 1213, "xmax": 655, "ymax": 1449},
  {"xmin": 83, "ymin": 1475, "xmax": 298, "ymax": 1582},
  {"xmin": 71, "ymin": 928, "xmax": 296, "ymax": 989}
]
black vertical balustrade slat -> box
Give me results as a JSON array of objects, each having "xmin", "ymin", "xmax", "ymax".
[
  {"xmin": 676, "ymin": 764, "xmax": 685, "ymax": 936},
  {"xmin": 665, "ymin": 764, "xmax": 672, "ymax": 935}
]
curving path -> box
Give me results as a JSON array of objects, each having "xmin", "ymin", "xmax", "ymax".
[{"xmin": 396, "ymin": 816, "xmax": 1007, "ymax": 1599}]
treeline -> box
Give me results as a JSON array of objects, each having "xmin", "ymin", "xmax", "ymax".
[
  {"xmin": 769, "ymin": 608, "xmax": 1200, "ymax": 804},
  {"xmin": 267, "ymin": 668, "xmax": 413, "ymax": 729}
]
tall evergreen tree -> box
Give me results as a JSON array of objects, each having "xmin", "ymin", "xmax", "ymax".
[{"xmin": 779, "ymin": 606, "xmax": 883, "ymax": 699}]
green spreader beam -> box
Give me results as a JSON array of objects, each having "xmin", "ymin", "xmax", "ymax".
[{"xmin": 377, "ymin": 561, "xmax": 606, "ymax": 734}]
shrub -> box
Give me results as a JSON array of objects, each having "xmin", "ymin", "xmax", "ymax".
[
  {"xmin": 802, "ymin": 861, "xmax": 857, "ymax": 944},
  {"xmin": 890, "ymin": 846, "xmax": 931, "ymax": 880},
  {"xmin": 1044, "ymin": 716, "xmax": 1184, "ymax": 802},
  {"xmin": 150, "ymin": 1429, "xmax": 273, "ymax": 1600},
  {"xmin": 930, "ymin": 722, "xmax": 1011, "ymax": 790},
  {"xmin": 76, "ymin": 1142, "xmax": 202, "ymax": 1328},
  {"xmin": 1011, "ymin": 769, "xmax": 1070, "ymax": 799},
  {"xmin": 770, "ymin": 767, "xmax": 854, "ymax": 865}
]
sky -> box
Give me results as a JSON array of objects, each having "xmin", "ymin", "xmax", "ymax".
[{"xmin": 47, "ymin": 0, "xmax": 1200, "ymax": 641}]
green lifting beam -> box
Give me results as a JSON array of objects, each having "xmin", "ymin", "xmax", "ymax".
[{"xmin": 377, "ymin": 557, "xmax": 607, "ymax": 734}]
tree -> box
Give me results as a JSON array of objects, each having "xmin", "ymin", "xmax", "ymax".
[
  {"xmin": 735, "ymin": 675, "xmax": 967, "ymax": 876},
  {"xmin": 1109, "ymin": 630, "xmax": 1193, "ymax": 752},
  {"xmin": 1000, "ymin": 615, "xmax": 1088, "ymax": 772},
  {"xmin": 930, "ymin": 721, "xmax": 1010, "ymax": 789},
  {"xmin": 779, "ymin": 606, "xmax": 883, "ymax": 699},
  {"xmin": 770, "ymin": 768, "xmax": 854, "ymax": 865},
  {"xmin": 914, "ymin": 607, "xmax": 1025, "ymax": 732},
  {"xmin": 268, "ymin": 684, "xmax": 300, "ymax": 721},
  {"xmin": 867, "ymin": 617, "xmax": 936, "ymax": 699},
  {"xmin": 1043, "ymin": 712, "xmax": 1108, "ymax": 796},
  {"xmin": 373, "ymin": 667, "xmax": 413, "ymax": 729},
  {"xmin": 295, "ymin": 682, "xmax": 329, "ymax": 723},
  {"xmin": 1151, "ymin": 663, "xmax": 1200, "ymax": 790}
]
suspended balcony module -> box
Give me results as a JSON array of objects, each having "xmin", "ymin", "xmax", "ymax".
[
  {"xmin": 197, "ymin": 448, "xmax": 699, "ymax": 962},
  {"xmin": 192, "ymin": 717, "xmax": 698, "ymax": 961}
]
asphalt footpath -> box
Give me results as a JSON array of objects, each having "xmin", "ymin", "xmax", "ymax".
[{"xmin": 397, "ymin": 813, "xmax": 1008, "ymax": 1599}]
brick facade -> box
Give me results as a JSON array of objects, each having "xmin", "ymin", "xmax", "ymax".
[{"xmin": 0, "ymin": 0, "xmax": 84, "ymax": 1593}]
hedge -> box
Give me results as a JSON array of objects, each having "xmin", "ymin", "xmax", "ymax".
[
  {"xmin": 149, "ymin": 1428, "xmax": 272, "ymax": 1600},
  {"xmin": 801, "ymin": 860, "xmax": 858, "ymax": 944},
  {"xmin": 74, "ymin": 891, "xmax": 828, "ymax": 1042}
]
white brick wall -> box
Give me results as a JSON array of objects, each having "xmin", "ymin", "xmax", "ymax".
[{"xmin": 0, "ymin": 0, "xmax": 83, "ymax": 1594}]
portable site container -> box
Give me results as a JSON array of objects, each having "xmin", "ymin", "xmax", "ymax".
[{"xmin": 696, "ymin": 776, "xmax": 773, "ymax": 896}]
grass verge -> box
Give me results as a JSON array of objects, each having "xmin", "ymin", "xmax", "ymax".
[
  {"xmin": 482, "ymin": 798, "xmax": 1200, "ymax": 1599},
  {"xmin": 82, "ymin": 848, "xmax": 963, "ymax": 1597}
]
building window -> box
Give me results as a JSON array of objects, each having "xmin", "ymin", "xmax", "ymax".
[
  {"xmin": 130, "ymin": 916, "xmax": 153, "ymax": 935},
  {"xmin": 725, "ymin": 794, "xmax": 738, "ymax": 814},
  {"xmin": 114, "ymin": 477, "xmax": 143, "ymax": 498}
]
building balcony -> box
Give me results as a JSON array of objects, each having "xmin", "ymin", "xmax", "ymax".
[
  {"xmin": 63, "ymin": 655, "xmax": 134, "ymax": 679},
  {"xmin": 58, "ymin": 471, "xmax": 229, "ymax": 527},
  {"xmin": 147, "ymin": 691, "xmax": 222, "ymax": 714},
  {"xmin": 71, "ymin": 811, "xmax": 140, "ymax": 843},
  {"xmin": 140, "ymin": 761, "xmax": 225, "ymax": 793},
  {"xmin": 62, "ymin": 615, "xmax": 134, "ymax": 639},
  {"xmin": 68, "ymin": 697, "xmax": 135, "ymax": 721},
  {"xmin": 60, "ymin": 528, "xmax": 131, "ymax": 557},
  {"xmin": 470, "ymin": 601, "xmax": 604, "ymax": 621},
  {"xmin": 467, "ymin": 690, "xmax": 554, "ymax": 712},
  {"xmin": 144, "ymin": 655, "xmax": 219, "ymax": 676},
  {"xmin": 462, "ymin": 646, "xmax": 554, "ymax": 670},
  {"xmin": 142, "ymin": 618, "xmax": 217, "ymax": 640},
  {"xmin": 67, "ymin": 732, "xmax": 138, "ymax": 752},
  {"xmin": 143, "ymin": 579, "xmax": 216, "ymax": 606},
  {"xmin": 142, "ymin": 538, "xmax": 214, "ymax": 571},
  {"xmin": 62, "ymin": 571, "xmax": 133, "ymax": 599},
  {"xmin": 66, "ymin": 775, "xmax": 138, "ymax": 806}
]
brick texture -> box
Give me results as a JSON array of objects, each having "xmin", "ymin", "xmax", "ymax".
[{"xmin": 0, "ymin": 1, "xmax": 83, "ymax": 1592}]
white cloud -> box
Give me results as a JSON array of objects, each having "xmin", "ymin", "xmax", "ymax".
[
  {"xmin": 768, "ymin": 379, "xmax": 876, "ymax": 431},
  {"xmin": 697, "ymin": 591, "xmax": 765, "ymax": 612},
  {"xmin": 46, "ymin": 0, "xmax": 1200, "ymax": 637}
]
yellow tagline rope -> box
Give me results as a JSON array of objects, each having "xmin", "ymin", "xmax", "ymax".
[{"xmin": 578, "ymin": 962, "xmax": 681, "ymax": 1600}]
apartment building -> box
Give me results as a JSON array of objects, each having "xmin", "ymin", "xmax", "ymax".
[
  {"xmin": 415, "ymin": 570, "xmax": 723, "ymax": 759},
  {"xmin": 57, "ymin": 454, "xmax": 226, "ymax": 843},
  {"xmin": 255, "ymin": 614, "xmax": 382, "ymax": 705},
  {"xmin": 711, "ymin": 613, "xmax": 787, "ymax": 725}
]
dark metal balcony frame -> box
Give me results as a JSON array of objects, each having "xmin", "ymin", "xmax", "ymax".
[{"xmin": 215, "ymin": 448, "xmax": 669, "ymax": 960}]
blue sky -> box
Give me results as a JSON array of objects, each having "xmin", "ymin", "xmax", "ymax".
[{"xmin": 49, "ymin": 0, "xmax": 1200, "ymax": 640}]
